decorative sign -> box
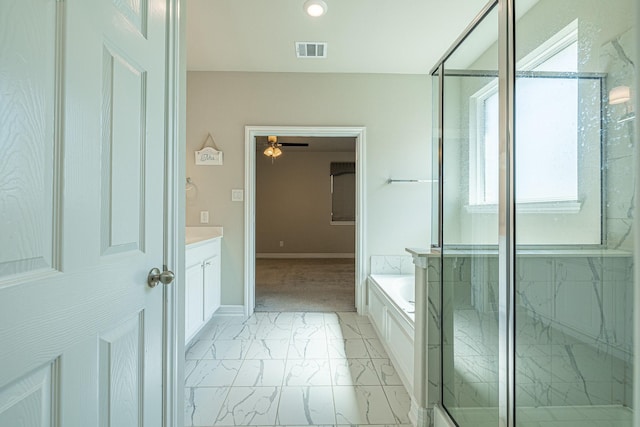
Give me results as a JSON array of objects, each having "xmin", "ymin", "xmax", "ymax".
[
  {"xmin": 195, "ymin": 133, "xmax": 224, "ymax": 165},
  {"xmin": 195, "ymin": 146, "xmax": 223, "ymax": 165}
]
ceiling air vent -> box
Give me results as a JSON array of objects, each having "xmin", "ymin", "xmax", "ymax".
[{"xmin": 295, "ymin": 42, "xmax": 327, "ymax": 58}]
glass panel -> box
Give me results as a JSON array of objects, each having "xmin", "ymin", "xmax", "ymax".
[
  {"xmin": 514, "ymin": 0, "xmax": 635, "ymax": 425},
  {"xmin": 441, "ymin": 4, "xmax": 500, "ymax": 426}
]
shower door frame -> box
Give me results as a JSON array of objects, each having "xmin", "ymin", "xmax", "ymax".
[{"xmin": 429, "ymin": 0, "xmax": 516, "ymax": 425}]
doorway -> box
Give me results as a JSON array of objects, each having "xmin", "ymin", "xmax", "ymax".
[
  {"xmin": 254, "ymin": 135, "xmax": 356, "ymax": 311},
  {"xmin": 244, "ymin": 126, "xmax": 367, "ymax": 317}
]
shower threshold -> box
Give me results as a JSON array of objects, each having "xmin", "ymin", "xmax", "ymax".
[{"xmin": 447, "ymin": 404, "xmax": 633, "ymax": 427}]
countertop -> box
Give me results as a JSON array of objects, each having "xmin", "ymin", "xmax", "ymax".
[{"xmin": 186, "ymin": 226, "xmax": 223, "ymax": 246}]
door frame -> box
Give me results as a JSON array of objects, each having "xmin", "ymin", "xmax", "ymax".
[
  {"xmin": 164, "ymin": 0, "xmax": 185, "ymax": 425},
  {"xmin": 244, "ymin": 126, "xmax": 367, "ymax": 317}
]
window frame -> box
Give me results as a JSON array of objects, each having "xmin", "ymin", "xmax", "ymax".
[{"xmin": 468, "ymin": 20, "xmax": 585, "ymax": 213}]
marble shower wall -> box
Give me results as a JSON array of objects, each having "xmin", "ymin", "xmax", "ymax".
[
  {"xmin": 434, "ymin": 253, "xmax": 633, "ymax": 411},
  {"xmin": 370, "ymin": 255, "xmax": 415, "ymax": 275},
  {"xmin": 602, "ymin": 28, "xmax": 636, "ymax": 251}
]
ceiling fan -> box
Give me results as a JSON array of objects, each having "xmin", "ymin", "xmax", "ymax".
[{"xmin": 263, "ymin": 135, "xmax": 309, "ymax": 158}]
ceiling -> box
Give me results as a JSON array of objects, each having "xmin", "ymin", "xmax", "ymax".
[
  {"xmin": 255, "ymin": 136, "xmax": 356, "ymax": 152},
  {"xmin": 187, "ymin": 0, "xmax": 491, "ymax": 74}
]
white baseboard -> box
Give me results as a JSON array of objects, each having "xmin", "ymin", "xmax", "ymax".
[
  {"xmin": 214, "ymin": 305, "xmax": 245, "ymax": 317},
  {"xmin": 256, "ymin": 253, "xmax": 355, "ymax": 259}
]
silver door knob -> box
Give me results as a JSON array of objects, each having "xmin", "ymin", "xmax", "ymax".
[{"xmin": 147, "ymin": 267, "xmax": 175, "ymax": 288}]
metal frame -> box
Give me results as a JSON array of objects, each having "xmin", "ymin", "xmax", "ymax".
[
  {"xmin": 430, "ymin": 0, "xmax": 511, "ymax": 426},
  {"xmin": 429, "ymin": 0, "xmax": 500, "ymax": 76},
  {"xmin": 498, "ymin": 0, "xmax": 516, "ymax": 425}
]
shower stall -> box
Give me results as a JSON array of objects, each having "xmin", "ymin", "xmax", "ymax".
[{"xmin": 430, "ymin": 0, "xmax": 637, "ymax": 425}]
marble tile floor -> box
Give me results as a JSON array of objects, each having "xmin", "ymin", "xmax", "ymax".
[{"xmin": 185, "ymin": 311, "xmax": 413, "ymax": 427}]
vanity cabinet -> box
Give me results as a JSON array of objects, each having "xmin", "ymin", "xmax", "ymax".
[{"xmin": 185, "ymin": 236, "xmax": 221, "ymax": 343}]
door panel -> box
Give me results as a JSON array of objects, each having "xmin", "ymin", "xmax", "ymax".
[
  {"xmin": 99, "ymin": 312, "xmax": 145, "ymax": 427},
  {"xmin": 101, "ymin": 46, "xmax": 146, "ymax": 255},
  {"xmin": 0, "ymin": 0, "xmax": 168, "ymax": 425},
  {"xmin": 0, "ymin": 0, "xmax": 58, "ymax": 279},
  {"xmin": 0, "ymin": 362, "xmax": 57, "ymax": 427}
]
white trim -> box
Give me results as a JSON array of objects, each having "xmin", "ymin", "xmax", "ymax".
[
  {"xmin": 256, "ymin": 253, "xmax": 355, "ymax": 259},
  {"xmin": 330, "ymin": 220, "xmax": 355, "ymax": 226},
  {"xmin": 465, "ymin": 200, "xmax": 583, "ymax": 214},
  {"xmin": 245, "ymin": 126, "xmax": 367, "ymax": 318},
  {"xmin": 214, "ymin": 305, "xmax": 246, "ymax": 317},
  {"xmin": 164, "ymin": 0, "xmax": 184, "ymax": 426}
]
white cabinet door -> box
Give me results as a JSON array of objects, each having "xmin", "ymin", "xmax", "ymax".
[
  {"xmin": 0, "ymin": 0, "xmax": 169, "ymax": 425},
  {"xmin": 185, "ymin": 261, "xmax": 204, "ymax": 340},
  {"xmin": 203, "ymin": 254, "xmax": 221, "ymax": 319}
]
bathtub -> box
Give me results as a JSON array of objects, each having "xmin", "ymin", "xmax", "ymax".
[{"xmin": 367, "ymin": 274, "xmax": 415, "ymax": 392}]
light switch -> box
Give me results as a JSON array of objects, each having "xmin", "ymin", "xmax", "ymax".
[
  {"xmin": 200, "ymin": 211, "xmax": 209, "ymax": 224},
  {"xmin": 231, "ymin": 189, "xmax": 244, "ymax": 202}
]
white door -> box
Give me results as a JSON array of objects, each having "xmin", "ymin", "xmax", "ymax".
[{"xmin": 0, "ymin": 0, "xmax": 170, "ymax": 425}]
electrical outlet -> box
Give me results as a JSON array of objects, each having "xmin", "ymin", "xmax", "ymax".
[
  {"xmin": 200, "ymin": 211, "xmax": 209, "ymax": 224},
  {"xmin": 279, "ymin": 241, "xmax": 284, "ymax": 247},
  {"xmin": 231, "ymin": 189, "xmax": 244, "ymax": 202}
]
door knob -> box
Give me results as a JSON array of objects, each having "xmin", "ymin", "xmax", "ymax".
[{"xmin": 148, "ymin": 267, "xmax": 175, "ymax": 288}]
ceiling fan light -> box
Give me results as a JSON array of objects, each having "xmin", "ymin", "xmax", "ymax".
[
  {"xmin": 264, "ymin": 146, "xmax": 274, "ymax": 156},
  {"xmin": 304, "ymin": 0, "xmax": 327, "ymax": 17},
  {"xmin": 272, "ymin": 147, "xmax": 283, "ymax": 157}
]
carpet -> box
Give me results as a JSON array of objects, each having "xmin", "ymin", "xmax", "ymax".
[{"xmin": 255, "ymin": 258, "xmax": 356, "ymax": 312}]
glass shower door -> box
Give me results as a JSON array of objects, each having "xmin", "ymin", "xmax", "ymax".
[
  {"xmin": 441, "ymin": 4, "xmax": 501, "ymax": 425},
  {"xmin": 513, "ymin": 1, "xmax": 636, "ymax": 425}
]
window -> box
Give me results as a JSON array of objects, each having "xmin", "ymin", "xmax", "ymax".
[
  {"xmin": 470, "ymin": 21, "xmax": 591, "ymax": 211},
  {"xmin": 330, "ymin": 162, "xmax": 355, "ymax": 224}
]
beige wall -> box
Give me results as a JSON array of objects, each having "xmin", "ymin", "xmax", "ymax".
[
  {"xmin": 186, "ymin": 71, "xmax": 431, "ymax": 305},
  {"xmin": 256, "ymin": 150, "xmax": 355, "ymax": 255}
]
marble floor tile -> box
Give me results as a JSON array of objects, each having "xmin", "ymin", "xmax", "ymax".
[
  {"xmin": 234, "ymin": 359, "xmax": 286, "ymax": 387},
  {"xmin": 246, "ymin": 339, "xmax": 290, "ymax": 360},
  {"xmin": 215, "ymin": 386, "xmax": 280, "ymax": 426},
  {"xmin": 184, "ymin": 360, "xmax": 198, "ymax": 379},
  {"xmin": 197, "ymin": 318, "xmax": 247, "ymax": 340},
  {"xmin": 330, "ymin": 359, "xmax": 381, "ymax": 386},
  {"xmin": 323, "ymin": 312, "xmax": 342, "ymax": 324},
  {"xmin": 333, "ymin": 385, "xmax": 396, "ymax": 425},
  {"xmin": 185, "ymin": 360, "xmax": 242, "ymax": 387},
  {"xmin": 255, "ymin": 322, "xmax": 292, "ymax": 340},
  {"xmin": 284, "ymin": 359, "xmax": 333, "ymax": 386},
  {"xmin": 293, "ymin": 312, "xmax": 327, "ymax": 326},
  {"xmin": 213, "ymin": 322, "xmax": 259, "ymax": 340},
  {"xmin": 371, "ymin": 359, "xmax": 404, "ymax": 386},
  {"xmin": 383, "ymin": 386, "xmax": 412, "ymax": 424},
  {"xmin": 259, "ymin": 312, "xmax": 296, "ymax": 325},
  {"xmin": 357, "ymin": 323, "xmax": 379, "ymax": 339},
  {"xmin": 364, "ymin": 338, "xmax": 389, "ymax": 359},
  {"xmin": 187, "ymin": 339, "xmax": 250, "ymax": 360},
  {"xmin": 185, "ymin": 312, "xmax": 416, "ymax": 427},
  {"xmin": 185, "ymin": 386, "xmax": 229, "ymax": 427},
  {"xmin": 288, "ymin": 339, "xmax": 330, "ymax": 360},
  {"xmin": 291, "ymin": 323, "xmax": 327, "ymax": 341},
  {"xmin": 326, "ymin": 322, "xmax": 362, "ymax": 340},
  {"xmin": 328, "ymin": 339, "xmax": 370, "ymax": 359},
  {"xmin": 277, "ymin": 386, "xmax": 335, "ymax": 425}
]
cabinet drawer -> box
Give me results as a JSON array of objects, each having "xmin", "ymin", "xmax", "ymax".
[{"xmin": 186, "ymin": 237, "xmax": 221, "ymax": 265}]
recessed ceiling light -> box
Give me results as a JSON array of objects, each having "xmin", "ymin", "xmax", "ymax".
[{"xmin": 304, "ymin": 0, "xmax": 327, "ymax": 17}]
